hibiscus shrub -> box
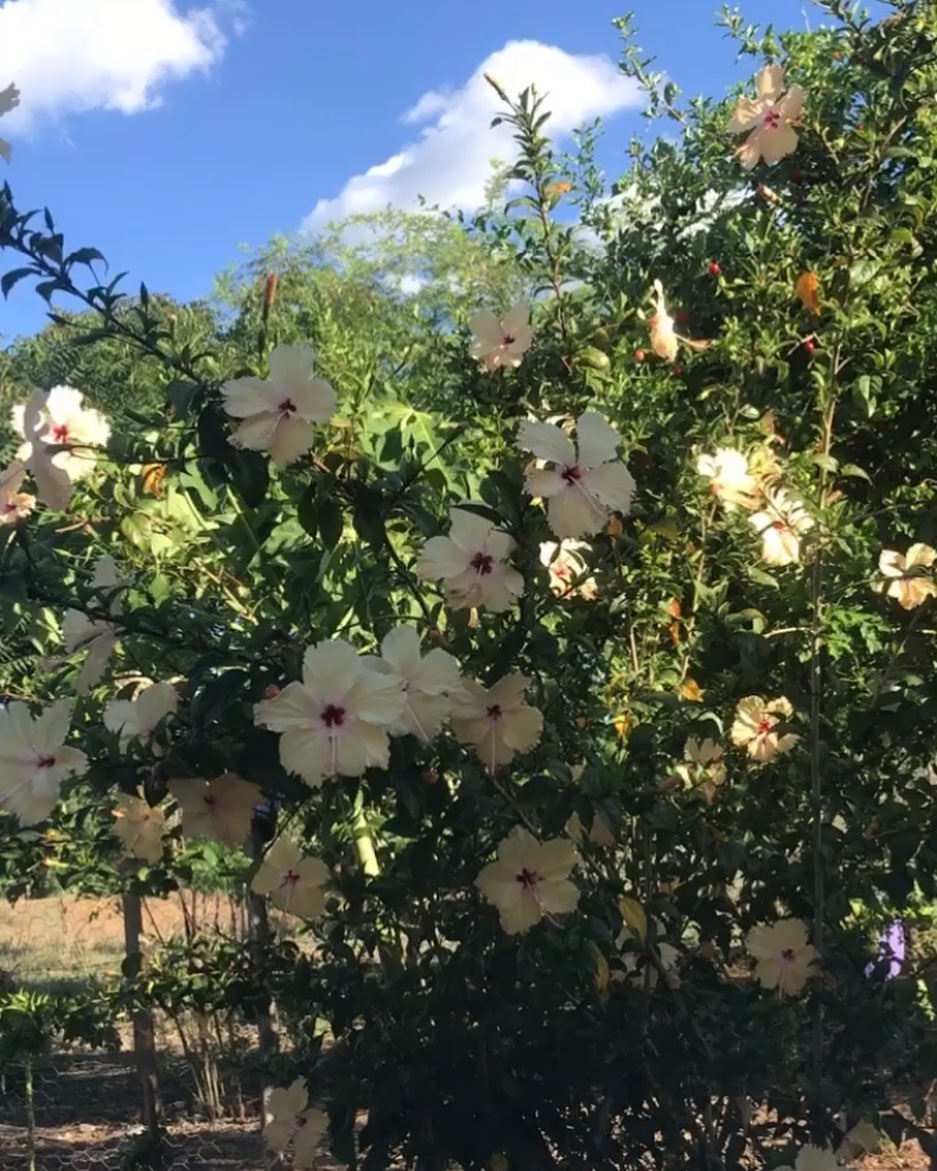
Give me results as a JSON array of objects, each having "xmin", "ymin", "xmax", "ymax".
[{"xmin": 2, "ymin": 2, "xmax": 937, "ymax": 1169}]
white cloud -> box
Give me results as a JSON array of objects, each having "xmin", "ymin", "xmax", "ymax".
[
  {"xmin": 302, "ymin": 40, "xmax": 641, "ymax": 234},
  {"xmin": 0, "ymin": 0, "xmax": 238, "ymax": 126}
]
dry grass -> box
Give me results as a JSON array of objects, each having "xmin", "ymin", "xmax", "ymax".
[{"xmin": 0, "ymin": 892, "xmax": 241, "ymax": 989}]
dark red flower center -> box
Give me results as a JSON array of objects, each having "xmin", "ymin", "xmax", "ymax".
[
  {"xmin": 502, "ymin": 333, "xmax": 516, "ymax": 345},
  {"xmin": 772, "ymin": 521, "xmax": 789, "ymax": 532},
  {"xmin": 763, "ymin": 108, "xmax": 782, "ymax": 130},
  {"xmin": 781, "ymin": 947, "xmax": 795, "ymax": 961},
  {"xmin": 51, "ymin": 423, "xmax": 70, "ymax": 444},
  {"xmin": 561, "ymin": 465, "xmax": 582, "ymax": 484},
  {"xmin": 470, "ymin": 551, "xmax": 494, "ymax": 575},
  {"xmin": 486, "ymin": 704, "xmax": 503, "ymax": 721},
  {"xmin": 36, "ymin": 754, "xmax": 55, "ymax": 769},
  {"xmin": 283, "ymin": 868, "xmax": 300, "ymax": 888},
  {"xmin": 516, "ymin": 867, "xmax": 540, "ymax": 889},
  {"xmin": 756, "ymin": 716, "xmax": 774, "ymax": 735},
  {"xmin": 277, "ymin": 398, "xmax": 296, "ymax": 416},
  {"xmin": 321, "ymin": 704, "xmax": 346, "ymax": 729}
]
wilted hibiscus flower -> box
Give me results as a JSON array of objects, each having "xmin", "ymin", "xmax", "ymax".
[
  {"xmin": 416, "ymin": 506, "xmax": 524, "ymax": 613},
  {"xmin": 727, "ymin": 63, "xmax": 805, "ymax": 168},
  {"xmin": 476, "ymin": 826, "xmax": 579, "ymax": 935},
  {"xmin": 222, "ymin": 344, "xmax": 337, "ymax": 466},
  {"xmin": 517, "ymin": 412, "xmax": 635, "ymax": 539},
  {"xmin": 647, "ymin": 281, "xmax": 711, "ymax": 363},
  {"xmin": 877, "ymin": 543, "xmax": 937, "ymax": 610},
  {"xmin": 696, "ymin": 448, "xmax": 760, "ymax": 510},
  {"xmin": 469, "ymin": 302, "xmax": 533, "ymax": 372},
  {"xmin": 749, "ymin": 489, "xmax": 813, "ymax": 566},
  {"xmin": 0, "ymin": 461, "xmax": 35, "ymax": 526}
]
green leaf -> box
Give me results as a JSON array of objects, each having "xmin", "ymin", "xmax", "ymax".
[
  {"xmin": 297, "ymin": 484, "xmax": 319, "ymax": 538},
  {"xmin": 319, "ymin": 499, "xmax": 344, "ymax": 550}
]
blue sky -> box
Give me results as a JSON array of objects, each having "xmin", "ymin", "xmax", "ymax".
[{"xmin": 0, "ymin": 0, "xmax": 850, "ymax": 342}]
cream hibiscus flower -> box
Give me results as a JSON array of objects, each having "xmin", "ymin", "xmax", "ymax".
[
  {"xmin": 104, "ymin": 681, "xmax": 178, "ymax": 755},
  {"xmin": 0, "ymin": 83, "xmax": 20, "ymax": 162},
  {"xmin": 746, "ymin": 917, "xmax": 818, "ymax": 997},
  {"xmin": 111, "ymin": 793, "xmax": 166, "ymax": 864},
  {"xmin": 0, "ymin": 461, "xmax": 35, "ymax": 525},
  {"xmin": 749, "ymin": 489, "xmax": 813, "ymax": 566},
  {"xmin": 672, "ymin": 736, "xmax": 727, "ymax": 802},
  {"xmin": 251, "ymin": 837, "xmax": 330, "ymax": 920},
  {"xmin": 517, "ymin": 412, "xmax": 635, "ymax": 539},
  {"xmin": 728, "ymin": 64, "xmax": 805, "ymax": 169},
  {"xmin": 378, "ymin": 626, "xmax": 463, "ymax": 741},
  {"xmin": 451, "ymin": 673, "xmax": 543, "ymax": 772},
  {"xmin": 0, "ymin": 701, "xmax": 87, "ymax": 825},
  {"xmin": 731, "ymin": 696, "xmax": 799, "ymax": 763},
  {"xmin": 540, "ymin": 540, "xmax": 598, "ymax": 599},
  {"xmin": 416, "ymin": 506, "xmax": 524, "ymax": 613},
  {"xmin": 264, "ymin": 1076, "xmax": 327, "ymax": 1169},
  {"xmin": 62, "ymin": 555, "xmax": 124, "ymax": 695},
  {"xmin": 15, "ymin": 392, "xmax": 72, "ymax": 511},
  {"xmin": 13, "ymin": 385, "xmax": 111, "ymax": 484},
  {"xmin": 648, "ymin": 280, "xmax": 711, "ymax": 363},
  {"xmin": 253, "ymin": 638, "xmax": 405, "ymax": 785},
  {"xmin": 469, "ymin": 301, "xmax": 533, "ymax": 372},
  {"xmin": 476, "ymin": 826, "xmax": 579, "ymax": 935},
  {"xmin": 877, "ymin": 543, "xmax": 937, "ymax": 610},
  {"xmin": 168, "ymin": 774, "xmax": 262, "ymax": 846},
  {"xmin": 696, "ymin": 448, "xmax": 760, "ymax": 510},
  {"xmin": 221, "ymin": 344, "xmax": 337, "ymax": 466}
]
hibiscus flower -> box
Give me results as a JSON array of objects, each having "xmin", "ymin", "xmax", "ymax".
[
  {"xmin": 877, "ymin": 543, "xmax": 937, "ymax": 610},
  {"xmin": 251, "ymin": 837, "xmax": 330, "ymax": 920},
  {"xmin": 221, "ymin": 344, "xmax": 337, "ymax": 466},
  {"xmin": 746, "ymin": 917, "xmax": 818, "ymax": 997},
  {"xmin": 0, "ymin": 701, "xmax": 87, "ymax": 825},
  {"xmin": 749, "ymin": 489, "xmax": 813, "ymax": 566},
  {"xmin": 731, "ymin": 695, "xmax": 799, "ymax": 762},
  {"xmin": 416, "ymin": 506, "xmax": 524, "ymax": 613},
  {"xmin": 253, "ymin": 639, "xmax": 405, "ymax": 784},
  {"xmin": 263, "ymin": 1076, "xmax": 328, "ymax": 1169},
  {"xmin": 469, "ymin": 302, "xmax": 533, "ymax": 372},
  {"xmin": 727, "ymin": 63, "xmax": 805, "ymax": 169},
  {"xmin": 476, "ymin": 826, "xmax": 579, "ymax": 934},
  {"xmin": 451, "ymin": 673, "xmax": 543, "ymax": 772},
  {"xmin": 111, "ymin": 793, "xmax": 166, "ymax": 864},
  {"xmin": 517, "ymin": 412, "xmax": 635, "ymax": 538},
  {"xmin": 377, "ymin": 626, "xmax": 463, "ymax": 741}
]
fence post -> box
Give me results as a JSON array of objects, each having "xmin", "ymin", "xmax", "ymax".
[{"xmin": 122, "ymin": 889, "xmax": 162, "ymax": 1143}]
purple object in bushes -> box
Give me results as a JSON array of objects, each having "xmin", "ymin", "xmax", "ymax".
[{"xmin": 864, "ymin": 919, "xmax": 906, "ymax": 980}]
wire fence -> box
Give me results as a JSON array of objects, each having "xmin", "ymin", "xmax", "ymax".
[{"xmin": 0, "ymin": 892, "xmax": 280, "ymax": 1171}]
